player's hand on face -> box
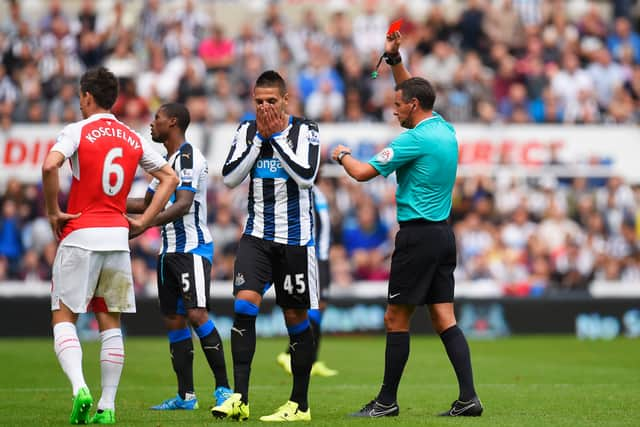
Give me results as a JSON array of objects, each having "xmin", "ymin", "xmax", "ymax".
[
  {"xmin": 125, "ymin": 214, "xmax": 147, "ymax": 239},
  {"xmin": 331, "ymin": 144, "xmax": 352, "ymax": 162},
  {"xmin": 47, "ymin": 211, "xmax": 81, "ymax": 240},
  {"xmin": 258, "ymin": 104, "xmax": 287, "ymax": 139},
  {"xmin": 385, "ymin": 31, "xmax": 402, "ymax": 55}
]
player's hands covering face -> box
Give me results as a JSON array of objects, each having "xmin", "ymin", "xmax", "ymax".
[{"xmin": 256, "ymin": 103, "xmax": 287, "ymax": 139}]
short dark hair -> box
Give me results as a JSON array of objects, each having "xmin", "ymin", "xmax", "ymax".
[
  {"xmin": 396, "ymin": 77, "xmax": 436, "ymax": 110},
  {"xmin": 80, "ymin": 67, "xmax": 118, "ymax": 110},
  {"xmin": 255, "ymin": 70, "xmax": 287, "ymax": 95},
  {"xmin": 160, "ymin": 103, "xmax": 190, "ymax": 132}
]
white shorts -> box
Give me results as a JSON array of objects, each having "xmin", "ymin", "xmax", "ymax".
[{"xmin": 51, "ymin": 245, "xmax": 135, "ymax": 313}]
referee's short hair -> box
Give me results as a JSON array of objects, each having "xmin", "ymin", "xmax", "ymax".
[
  {"xmin": 255, "ymin": 70, "xmax": 287, "ymax": 95},
  {"xmin": 396, "ymin": 77, "xmax": 436, "ymax": 111},
  {"xmin": 80, "ymin": 67, "xmax": 118, "ymax": 110},
  {"xmin": 160, "ymin": 103, "xmax": 190, "ymax": 132}
]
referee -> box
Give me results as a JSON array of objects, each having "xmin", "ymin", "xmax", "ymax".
[{"xmin": 332, "ymin": 31, "xmax": 483, "ymax": 418}]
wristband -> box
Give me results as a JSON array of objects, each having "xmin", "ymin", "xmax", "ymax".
[
  {"xmin": 337, "ymin": 151, "xmax": 351, "ymax": 165},
  {"xmin": 384, "ymin": 52, "xmax": 402, "ymax": 66}
]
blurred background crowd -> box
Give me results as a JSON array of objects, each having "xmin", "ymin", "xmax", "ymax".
[{"xmin": 1, "ymin": 0, "xmax": 639, "ymax": 296}]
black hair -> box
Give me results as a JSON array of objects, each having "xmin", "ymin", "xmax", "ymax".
[
  {"xmin": 79, "ymin": 67, "xmax": 118, "ymax": 110},
  {"xmin": 395, "ymin": 77, "xmax": 436, "ymax": 110},
  {"xmin": 255, "ymin": 70, "xmax": 287, "ymax": 95},
  {"xmin": 160, "ymin": 103, "xmax": 191, "ymax": 132}
]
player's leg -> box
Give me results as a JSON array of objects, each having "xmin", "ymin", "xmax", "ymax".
[
  {"xmin": 51, "ymin": 245, "xmax": 94, "ymax": 424},
  {"xmin": 212, "ymin": 236, "xmax": 270, "ymax": 420},
  {"xmin": 90, "ymin": 311, "xmax": 123, "ymax": 423},
  {"xmin": 152, "ymin": 254, "xmax": 197, "ymax": 410},
  {"xmin": 89, "ymin": 251, "xmax": 136, "ymax": 422},
  {"xmin": 182, "ymin": 254, "xmax": 231, "ymax": 405},
  {"xmin": 428, "ymin": 224, "xmax": 482, "ymax": 417},
  {"xmin": 260, "ymin": 244, "xmax": 315, "ymax": 421},
  {"xmin": 309, "ymin": 259, "xmax": 337, "ymax": 376},
  {"xmin": 187, "ymin": 308, "xmax": 231, "ymax": 405}
]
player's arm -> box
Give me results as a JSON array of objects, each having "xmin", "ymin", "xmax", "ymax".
[
  {"xmin": 128, "ymin": 141, "xmax": 179, "ymax": 235},
  {"xmin": 149, "ymin": 189, "xmax": 194, "ymax": 227},
  {"xmin": 42, "ymin": 151, "xmax": 81, "ymax": 239},
  {"xmin": 222, "ymin": 122, "xmax": 262, "ymax": 188},
  {"xmin": 126, "ymin": 191, "xmax": 153, "ymax": 214},
  {"xmin": 385, "ymin": 31, "xmax": 411, "ymax": 85},
  {"xmin": 270, "ymin": 122, "xmax": 320, "ymax": 189},
  {"xmin": 130, "ymin": 164, "xmax": 178, "ymax": 230},
  {"xmin": 331, "ymin": 144, "xmax": 379, "ymax": 182},
  {"xmin": 151, "ymin": 146, "xmax": 201, "ymax": 227}
]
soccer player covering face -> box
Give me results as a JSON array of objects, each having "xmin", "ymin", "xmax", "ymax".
[
  {"xmin": 126, "ymin": 103, "xmax": 232, "ymax": 412},
  {"xmin": 332, "ymin": 32, "xmax": 483, "ymax": 418},
  {"xmin": 42, "ymin": 67, "xmax": 178, "ymax": 425},
  {"xmin": 212, "ymin": 70, "xmax": 320, "ymax": 422}
]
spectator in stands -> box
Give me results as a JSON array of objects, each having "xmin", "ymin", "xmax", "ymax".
[
  {"xmin": 352, "ymin": 0, "xmax": 387, "ymax": 61},
  {"xmin": 111, "ymin": 77, "xmax": 150, "ymax": 126},
  {"xmin": 305, "ymin": 78, "xmax": 344, "ymax": 122},
  {"xmin": 456, "ymin": 0, "xmax": 487, "ymax": 55},
  {"xmin": 483, "ymin": 0, "xmax": 525, "ymax": 52},
  {"xmin": 0, "ymin": 199, "xmax": 23, "ymax": 278},
  {"xmin": 342, "ymin": 200, "xmax": 389, "ymax": 280},
  {"xmin": 607, "ymin": 17, "xmax": 640, "ymax": 64},
  {"xmin": 48, "ymin": 80, "xmax": 80, "ymax": 124},
  {"xmin": 199, "ymin": 24, "xmax": 235, "ymax": 74}
]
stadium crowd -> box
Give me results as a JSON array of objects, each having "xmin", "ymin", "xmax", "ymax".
[
  {"xmin": 1, "ymin": 0, "xmax": 640, "ymax": 295},
  {"xmin": 1, "ymin": 0, "xmax": 639, "ymax": 127}
]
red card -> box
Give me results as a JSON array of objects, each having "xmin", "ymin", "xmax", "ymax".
[{"xmin": 386, "ymin": 19, "xmax": 403, "ymax": 35}]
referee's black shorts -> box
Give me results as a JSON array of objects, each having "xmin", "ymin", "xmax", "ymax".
[{"xmin": 387, "ymin": 219, "xmax": 456, "ymax": 305}]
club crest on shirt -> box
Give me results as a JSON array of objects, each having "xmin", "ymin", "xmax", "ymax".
[
  {"xmin": 376, "ymin": 147, "xmax": 394, "ymax": 164},
  {"xmin": 180, "ymin": 169, "xmax": 193, "ymax": 180},
  {"xmin": 308, "ymin": 129, "xmax": 320, "ymax": 145},
  {"xmin": 235, "ymin": 273, "xmax": 246, "ymax": 287}
]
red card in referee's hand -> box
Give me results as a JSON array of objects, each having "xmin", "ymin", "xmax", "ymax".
[{"xmin": 386, "ymin": 19, "xmax": 403, "ymax": 36}]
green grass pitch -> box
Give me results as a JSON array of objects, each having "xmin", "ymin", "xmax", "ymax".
[{"xmin": 0, "ymin": 336, "xmax": 638, "ymax": 426}]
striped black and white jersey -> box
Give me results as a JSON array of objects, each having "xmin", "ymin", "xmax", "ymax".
[
  {"xmin": 223, "ymin": 116, "xmax": 320, "ymax": 246},
  {"xmin": 313, "ymin": 187, "xmax": 330, "ymax": 261},
  {"xmin": 148, "ymin": 142, "xmax": 213, "ymax": 262}
]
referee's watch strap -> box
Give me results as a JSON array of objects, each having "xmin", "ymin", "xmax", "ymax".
[{"xmin": 337, "ymin": 151, "xmax": 351, "ymax": 165}]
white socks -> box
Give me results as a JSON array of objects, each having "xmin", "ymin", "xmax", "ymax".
[
  {"xmin": 97, "ymin": 328, "xmax": 125, "ymax": 411},
  {"xmin": 53, "ymin": 322, "xmax": 87, "ymax": 396}
]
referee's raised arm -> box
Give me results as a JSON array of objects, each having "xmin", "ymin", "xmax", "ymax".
[{"xmin": 384, "ymin": 31, "xmax": 412, "ymax": 85}]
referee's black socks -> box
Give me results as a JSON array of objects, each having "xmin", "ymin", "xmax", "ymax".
[
  {"xmin": 168, "ymin": 328, "xmax": 194, "ymax": 399},
  {"xmin": 195, "ymin": 319, "xmax": 230, "ymax": 390},
  {"xmin": 377, "ymin": 331, "xmax": 410, "ymax": 405},
  {"xmin": 288, "ymin": 319, "xmax": 314, "ymax": 412},
  {"xmin": 231, "ymin": 300, "xmax": 259, "ymax": 404},
  {"xmin": 440, "ymin": 325, "xmax": 477, "ymax": 401}
]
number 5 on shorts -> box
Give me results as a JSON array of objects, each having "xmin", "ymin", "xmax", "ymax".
[
  {"xmin": 181, "ymin": 272, "xmax": 190, "ymax": 292},
  {"xmin": 283, "ymin": 274, "xmax": 305, "ymax": 294}
]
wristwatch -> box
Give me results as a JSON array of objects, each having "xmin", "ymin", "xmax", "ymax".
[
  {"xmin": 337, "ymin": 151, "xmax": 351, "ymax": 165},
  {"xmin": 384, "ymin": 52, "xmax": 402, "ymax": 66}
]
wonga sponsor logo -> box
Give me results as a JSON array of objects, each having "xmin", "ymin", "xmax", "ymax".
[{"xmin": 253, "ymin": 157, "xmax": 289, "ymax": 179}]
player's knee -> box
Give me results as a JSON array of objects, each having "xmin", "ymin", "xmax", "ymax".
[
  {"xmin": 283, "ymin": 308, "xmax": 307, "ymax": 326},
  {"xmin": 186, "ymin": 308, "xmax": 209, "ymax": 327},
  {"xmin": 384, "ymin": 308, "xmax": 410, "ymax": 332}
]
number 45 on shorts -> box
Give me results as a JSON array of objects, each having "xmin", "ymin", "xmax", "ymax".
[{"xmin": 283, "ymin": 274, "xmax": 306, "ymax": 294}]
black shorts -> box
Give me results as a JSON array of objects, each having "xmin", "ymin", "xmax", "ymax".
[
  {"xmin": 157, "ymin": 253, "xmax": 212, "ymax": 315},
  {"xmin": 233, "ymin": 235, "xmax": 319, "ymax": 309},
  {"xmin": 388, "ymin": 220, "xmax": 456, "ymax": 305}
]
